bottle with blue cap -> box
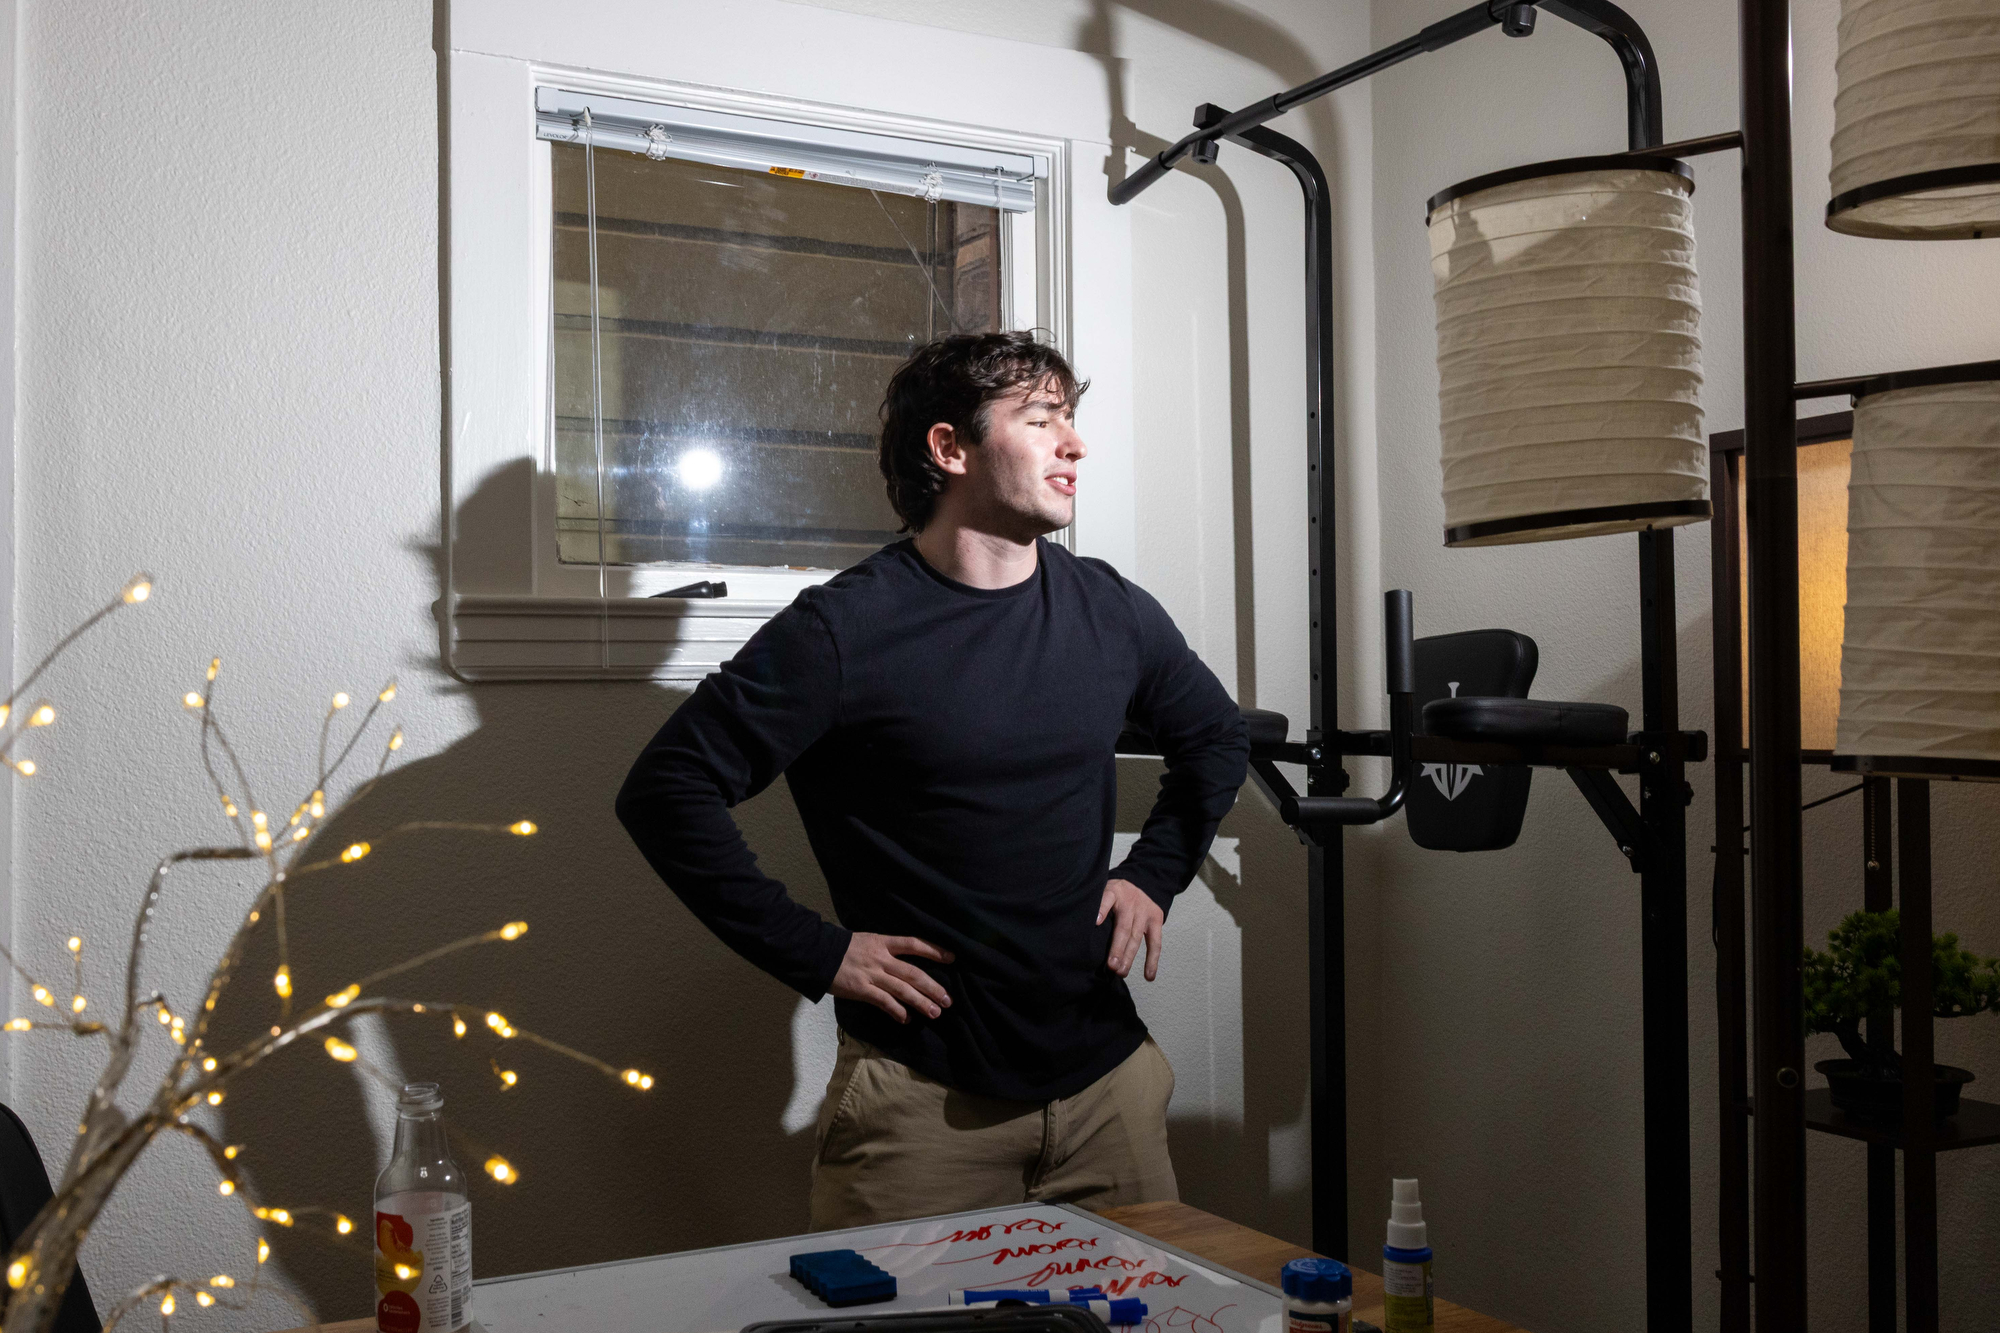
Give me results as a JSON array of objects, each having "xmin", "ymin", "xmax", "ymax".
[
  {"xmin": 1381, "ymin": 1177, "xmax": 1433, "ymax": 1332},
  {"xmin": 1281, "ymin": 1257, "xmax": 1352, "ymax": 1333}
]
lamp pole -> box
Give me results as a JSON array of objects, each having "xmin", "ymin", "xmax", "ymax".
[{"xmin": 1738, "ymin": 0, "xmax": 1809, "ymax": 1323}]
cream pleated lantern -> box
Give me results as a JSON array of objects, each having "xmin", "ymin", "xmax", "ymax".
[
  {"xmin": 1827, "ymin": 0, "xmax": 2000, "ymax": 240},
  {"xmin": 1427, "ymin": 157, "xmax": 1708, "ymax": 547},
  {"xmin": 1835, "ymin": 366, "xmax": 2000, "ymax": 763}
]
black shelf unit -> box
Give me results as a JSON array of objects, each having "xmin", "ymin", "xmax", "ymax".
[
  {"xmin": 1711, "ymin": 420, "xmax": 2000, "ymax": 1333},
  {"xmin": 1111, "ymin": 1, "xmax": 1988, "ymax": 1326},
  {"xmin": 1804, "ymin": 1089, "xmax": 2000, "ymax": 1154}
]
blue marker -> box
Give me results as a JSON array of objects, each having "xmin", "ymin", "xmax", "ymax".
[
  {"xmin": 1073, "ymin": 1298, "xmax": 1148, "ymax": 1324},
  {"xmin": 949, "ymin": 1289, "xmax": 1146, "ymax": 1323}
]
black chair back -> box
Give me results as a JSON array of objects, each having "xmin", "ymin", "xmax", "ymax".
[
  {"xmin": 0, "ymin": 1101, "xmax": 101, "ymax": 1333},
  {"xmin": 1405, "ymin": 629, "xmax": 1537, "ymax": 852}
]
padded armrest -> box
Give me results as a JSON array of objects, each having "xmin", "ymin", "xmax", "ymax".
[
  {"xmin": 1117, "ymin": 704, "xmax": 1291, "ymax": 756},
  {"xmin": 1241, "ymin": 707, "xmax": 1290, "ymax": 748},
  {"xmin": 1423, "ymin": 697, "xmax": 1628, "ymax": 748}
]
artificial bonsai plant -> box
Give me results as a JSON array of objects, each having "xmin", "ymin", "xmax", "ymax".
[{"xmin": 1803, "ymin": 908, "xmax": 2000, "ymax": 1122}]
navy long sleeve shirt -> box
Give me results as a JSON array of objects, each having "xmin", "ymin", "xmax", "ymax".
[{"xmin": 616, "ymin": 537, "xmax": 1249, "ymax": 1102}]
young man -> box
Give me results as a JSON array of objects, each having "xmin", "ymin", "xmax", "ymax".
[{"xmin": 617, "ymin": 331, "xmax": 1248, "ymax": 1228}]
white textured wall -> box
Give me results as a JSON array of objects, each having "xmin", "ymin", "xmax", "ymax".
[
  {"xmin": 8, "ymin": 2, "xmax": 1376, "ymax": 1326},
  {"xmin": 1367, "ymin": 3, "xmax": 2000, "ymax": 1331},
  {"xmin": 31, "ymin": 3, "xmax": 1987, "ymax": 1329},
  {"xmin": 790, "ymin": 0, "xmax": 1390, "ymax": 1262}
]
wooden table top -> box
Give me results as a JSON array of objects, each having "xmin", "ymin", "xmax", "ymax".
[
  {"xmin": 1095, "ymin": 1202, "xmax": 1525, "ymax": 1333},
  {"xmin": 274, "ymin": 1201, "xmax": 1526, "ymax": 1333}
]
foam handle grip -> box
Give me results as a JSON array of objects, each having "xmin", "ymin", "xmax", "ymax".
[
  {"xmin": 1383, "ymin": 588, "xmax": 1416, "ymax": 695},
  {"xmin": 1293, "ymin": 795, "xmax": 1390, "ymax": 825}
]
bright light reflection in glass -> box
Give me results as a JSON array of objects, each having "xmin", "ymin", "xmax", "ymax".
[{"xmin": 676, "ymin": 447, "xmax": 724, "ymax": 492}]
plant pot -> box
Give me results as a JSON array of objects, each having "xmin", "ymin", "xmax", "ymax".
[{"xmin": 1816, "ymin": 1059, "xmax": 1975, "ymax": 1124}]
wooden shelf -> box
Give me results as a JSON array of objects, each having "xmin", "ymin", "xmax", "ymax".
[{"xmin": 1803, "ymin": 1089, "xmax": 2000, "ymax": 1152}]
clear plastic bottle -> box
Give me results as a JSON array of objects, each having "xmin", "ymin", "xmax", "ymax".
[{"xmin": 373, "ymin": 1082, "xmax": 473, "ymax": 1333}]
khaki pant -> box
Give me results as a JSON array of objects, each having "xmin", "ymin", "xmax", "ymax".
[{"xmin": 809, "ymin": 1031, "xmax": 1179, "ymax": 1230}]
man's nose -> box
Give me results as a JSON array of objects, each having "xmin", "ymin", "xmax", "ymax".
[{"xmin": 1059, "ymin": 424, "xmax": 1087, "ymax": 460}]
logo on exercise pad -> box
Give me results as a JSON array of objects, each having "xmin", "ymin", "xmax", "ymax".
[{"xmin": 1420, "ymin": 682, "xmax": 1483, "ymax": 801}]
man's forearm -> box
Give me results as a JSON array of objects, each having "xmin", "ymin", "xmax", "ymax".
[
  {"xmin": 1111, "ymin": 729, "xmax": 1250, "ymax": 910},
  {"xmin": 617, "ymin": 741, "xmax": 850, "ymax": 1000}
]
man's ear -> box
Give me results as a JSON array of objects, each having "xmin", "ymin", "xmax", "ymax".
[{"xmin": 926, "ymin": 422, "xmax": 971, "ymax": 476}]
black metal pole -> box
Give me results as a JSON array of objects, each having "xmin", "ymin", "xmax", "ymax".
[
  {"xmin": 1740, "ymin": 0, "xmax": 1807, "ymax": 1326},
  {"xmin": 1538, "ymin": 0, "xmax": 1664, "ymax": 149},
  {"xmin": 1708, "ymin": 451, "xmax": 1750, "ymax": 1333},
  {"xmin": 1637, "ymin": 529, "xmax": 1692, "ymax": 1331},
  {"xmin": 1108, "ymin": 1, "xmax": 1505, "ymax": 206},
  {"xmin": 1897, "ymin": 780, "xmax": 1938, "ymax": 1333},
  {"xmin": 1862, "ymin": 778, "xmax": 1896, "ymax": 1332},
  {"xmin": 1590, "ymin": 10, "xmax": 1692, "ymax": 1320},
  {"xmin": 1222, "ymin": 119, "xmax": 1346, "ymax": 1260},
  {"xmin": 1305, "ymin": 842, "xmax": 1343, "ymax": 1259}
]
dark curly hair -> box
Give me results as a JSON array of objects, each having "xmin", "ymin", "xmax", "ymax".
[{"xmin": 878, "ymin": 332, "xmax": 1087, "ymax": 532}]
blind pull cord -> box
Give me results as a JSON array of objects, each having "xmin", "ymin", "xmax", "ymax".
[{"xmin": 582, "ymin": 108, "xmax": 611, "ymax": 669}]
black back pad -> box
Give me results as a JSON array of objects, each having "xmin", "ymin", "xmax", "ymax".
[{"xmin": 1405, "ymin": 629, "xmax": 1538, "ymax": 852}]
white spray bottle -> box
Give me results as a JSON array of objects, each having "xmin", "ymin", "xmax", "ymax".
[{"xmin": 1381, "ymin": 1177, "xmax": 1433, "ymax": 1333}]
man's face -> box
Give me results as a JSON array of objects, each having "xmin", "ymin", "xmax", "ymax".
[{"xmin": 953, "ymin": 379, "xmax": 1086, "ymax": 537}]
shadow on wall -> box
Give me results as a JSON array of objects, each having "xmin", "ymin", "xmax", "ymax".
[
  {"xmin": 1360, "ymin": 589, "xmax": 1663, "ymax": 1302},
  {"xmin": 1076, "ymin": 0, "xmax": 1356, "ymax": 1250},
  {"xmin": 1118, "ymin": 763, "xmax": 1311, "ymax": 1243},
  {"xmin": 200, "ymin": 462, "xmax": 1315, "ymax": 1320},
  {"xmin": 180, "ymin": 9, "xmax": 1339, "ymax": 1317},
  {"xmin": 1074, "ymin": 0, "xmax": 1354, "ymax": 709},
  {"xmin": 206, "ymin": 462, "xmax": 837, "ymax": 1321}
]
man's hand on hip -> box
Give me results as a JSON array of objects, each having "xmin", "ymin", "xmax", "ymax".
[
  {"xmin": 1098, "ymin": 878, "xmax": 1164, "ymax": 981},
  {"xmin": 831, "ymin": 933, "xmax": 955, "ymax": 1023}
]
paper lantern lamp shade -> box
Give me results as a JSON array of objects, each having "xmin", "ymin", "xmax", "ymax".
[
  {"xmin": 1427, "ymin": 158, "xmax": 1708, "ymax": 547},
  {"xmin": 1836, "ymin": 369, "xmax": 2000, "ymax": 762},
  {"xmin": 1826, "ymin": 0, "xmax": 2000, "ymax": 240}
]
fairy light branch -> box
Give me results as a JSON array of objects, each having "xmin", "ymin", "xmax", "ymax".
[
  {"xmin": 95, "ymin": 1269, "xmax": 312, "ymax": 1333},
  {"xmin": 0, "ymin": 575, "xmax": 150, "ymax": 737},
  {"xmin": 0, "ymin": 578, "xmax": 653, "ymax": 1333}
]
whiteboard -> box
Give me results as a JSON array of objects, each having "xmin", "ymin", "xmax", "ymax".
[{"xmin": 469, "ymin": 1202, "xmax": 1286, "ymax": 1333}]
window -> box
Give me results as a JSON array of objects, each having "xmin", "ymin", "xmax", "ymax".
[
  {"xmin": 541, "ymin": 91, "xmax": 1035, "ymax": 575},
  {"xmin": 442, "ymin": 1, "xmax": 1128, "ymax": 681}
]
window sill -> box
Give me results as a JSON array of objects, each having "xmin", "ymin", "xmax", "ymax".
[{"xmin": 446, "ymin": 594, "xmax": 786, "ymax": 682}]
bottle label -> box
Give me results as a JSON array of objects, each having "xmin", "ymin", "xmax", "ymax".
[
  {"xmin": 375, "ymin": 1202, "xmax": 472, "ymax": 1333},
  {"xmin": 1381, "ymin": 1258, "xmax": 1433, "ymax": 1332},
  {"xmin": 1286, "ymin": 1310, "xmax": 1349, "ymax": 1333}
]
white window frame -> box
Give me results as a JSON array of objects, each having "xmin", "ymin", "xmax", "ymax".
[
  {"xmin": 527, "ymin": 75, "xmax": 1052, "ymax": 604},
  {"xmin": 444, "ymin": 0, "xmax": 1133, "ymax": 682}
]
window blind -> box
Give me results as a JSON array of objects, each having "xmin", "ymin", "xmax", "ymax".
[{"xmin": 535, "ymin": 89, "xmax": 1041, "ymax": 212}]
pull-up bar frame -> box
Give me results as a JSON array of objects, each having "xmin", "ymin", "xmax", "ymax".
[{"xmin": 1109, "ymin": 3, "xmax": 1703, "ymax": 1328}]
